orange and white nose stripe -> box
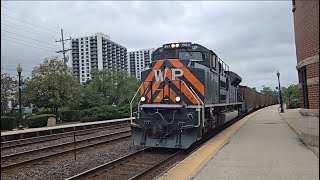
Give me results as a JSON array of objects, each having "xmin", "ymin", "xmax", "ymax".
[{"xmin": 140, "ymin": 59, "xmax": 204, "ymax": 104}]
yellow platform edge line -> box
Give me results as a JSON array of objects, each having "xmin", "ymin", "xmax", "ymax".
[{"xmin": 158, "ymin": 109, "xmax": 263, "ymax": 180}]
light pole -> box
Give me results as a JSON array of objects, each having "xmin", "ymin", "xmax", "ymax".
[
  {"xmin": 277, "ymin": 71, "xmax": 284, "ymax": 113},
  {"xmin": 16, "ymin": 64, "xmax": 23, "ymax": 129}
]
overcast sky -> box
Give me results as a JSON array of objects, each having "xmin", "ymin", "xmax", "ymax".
[{"xmin": 1, "ymin": 1, "xmax": 297, "ymax": 90}]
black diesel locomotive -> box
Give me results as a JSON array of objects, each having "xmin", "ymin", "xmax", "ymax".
[{"xmin": 130, "ymin": 42, "xmax": 277, "ymax": 149}]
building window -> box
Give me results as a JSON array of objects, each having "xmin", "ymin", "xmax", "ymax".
[
  {"xmin": 82, "ymin": 67, "xmax": 84, "ymax": 70},
  {"xmin": 87, "ymin": 67, "xmax": 89, "ymax": 69},
  {"xmin": 86, "ymin": 48, "xmax": 88, "ymax": 51},
  {"xmin": 86, "ymin": 37, "xmax": 88, "ymax": 40},
  {"xmin": 81, "ymin": 56, "xmax": 84, "ymax": 59},
  {"xmin": 81, "ymin": 42, "xmax": 83, "ymax": 44},
  {"xmin": 82, "ymin": 71, "xmax": 84, "ymax": 73},
  {"xmin": 299, "ymin": 67, "xmax": 309, "ymax": 108},
  {"xmin": 86, "ymin": 45, "xmax": 88, "ymax": 47}
]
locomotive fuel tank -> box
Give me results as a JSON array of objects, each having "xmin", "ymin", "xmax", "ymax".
[{"xmin": 219, "ymin": 110, "xmax": 239, "ymax": 124}]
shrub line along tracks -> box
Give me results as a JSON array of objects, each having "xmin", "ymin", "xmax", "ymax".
[
  {"xmin": 1, "ymin": 123, "xmax": 130, "ymax": 150},
  {"xmin": 1, "ymin": 129, "xmax": 131, "ymax": 171},
  {"xmin": 66, "ymin": 147, "xmax": 182, "ymax": 180}
]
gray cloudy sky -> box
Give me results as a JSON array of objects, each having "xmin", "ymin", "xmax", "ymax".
[{"xmin": 1, "ymin": 1, "xmax": 297, "ymax": 90}]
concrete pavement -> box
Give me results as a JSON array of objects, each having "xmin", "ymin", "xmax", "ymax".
[
  {"xmin": 280, "ymin": 107, "xmax": 319, "ymax": 157},
  {"xmin": 193, "ymin": 105, "xmax": 319, "ymax": 180}
]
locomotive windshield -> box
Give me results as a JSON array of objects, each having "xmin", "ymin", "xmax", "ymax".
[
  {"xmin": 152, "ymin": 51, "xmax": 204, "ymax": 61},
  {"xmin": 179, "ymin": 52, "xmax": 203, "ymax": 61}
]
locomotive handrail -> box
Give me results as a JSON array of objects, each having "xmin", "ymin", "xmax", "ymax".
[
  {"xmin": 130, "ymin": 83, "xmax": 144, "ymax": 124},
  {"xmin": 189, "ymin": 85, "xmax": 205, "ymax": 128},
  {"xmin": 180, "ymin": 80, "xmax": 203, "ymax": 129}
]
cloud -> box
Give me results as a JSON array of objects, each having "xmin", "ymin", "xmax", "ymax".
[{"xmin": 1, "ymin": 1, "xmax": 298, "ymax": 90}]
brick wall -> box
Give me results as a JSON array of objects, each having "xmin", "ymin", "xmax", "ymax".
[
  {"xmin": 293, "ymin": 0, "xmax": 319, "ymax": 61},
  {"xmin": 308, "ymin": 85, "xmax": 319, "ymax": 109},
  {"xmin": 306, "ymin": 63, "xmax": 319, "ymax": 79},
  {"xmin": 293, "ymin": 0, "xmax": 319, "ymax": 109}
]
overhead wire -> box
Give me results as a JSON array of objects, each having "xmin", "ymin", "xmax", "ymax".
[
  {"xmin": 1, "ymin": 5, "xmax": 61, "ymax": 30},
  {"xmin": 1, "ymin": 20, "xmax": 57, "ymax": 39},
  {"xmin": 1, "ymin": 13, "xmax": 61, "ymax": 35},
  {"xmin": 1, "ymin": 34, "xmax": 60, "ymax": 50},
  {"xmin": 1, "ymin": 37, "xmax": 57, "ymax": 52},
  {"xmin": 1, "ymin": 29, "xmax": 61, "ymax": 48},
  {"xmin": 1, "ymin": 68, "xmax": 33, "ymax": 73},
  {"xmin": 1, "ymin": 6, "xmax": 72, "ymax": 38}
]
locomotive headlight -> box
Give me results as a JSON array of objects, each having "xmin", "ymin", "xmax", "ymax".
[
  {"xmin": 175, "ymin": 96, "xmax": 181, "ymax": 102},
  {"xmin": 175, "ymin": 43, "xmax": 180, "ymax": 47},
  {"xmin": 141, "ymin": 97, "xmax": 146, "ymax": 102},
  {"xmin": 171, "ymin": 44, "xmax": 176, "ymax": 48}
]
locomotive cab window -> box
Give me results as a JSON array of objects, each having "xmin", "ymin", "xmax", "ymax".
[
  {"xmin": 153, "ymin": 53, "xmax": 174, "ymax": 61},
  {"xmin": 179, "ymin": 52, "xmax": 203, "ymax": 61},
  {"xmin": 211, "ymin": 55, "xmax": 217, "ymax": 70}
]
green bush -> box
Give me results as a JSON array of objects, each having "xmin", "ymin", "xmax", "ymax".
[
  {"xmin": 26, "ymin": 114, "xmax": 55, "ymax": 128},
  {"xmin": 36, "ymin": 110, "xmax": 54, "ymax": 115},
  {"xmin": 287, "ymin": 98, "xmax": 300, "ymax": 109},
  {"xmin": 32, "ymin": 107, "xmax": 39, "ymax": 114},
  {"xmin": 1, "ymin": 116, "xmax": 16, "ymax": 130},
  {"xmin": 60, "ymin": 110, "xmax": 82, "ymax": 121},
  {"xmin": 80, "ymin": 105, "xmax": 130, "ymax": 122}
]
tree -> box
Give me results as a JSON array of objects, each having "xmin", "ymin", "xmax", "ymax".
[
  {"xmin": 281, "ymin": 84, "xmax": 300, "ymax": 108},
  {"xmin": 260, "ymin": 85, "xmax": 277, "ymax": 96},
  {"xmin": 252, "ymin": 87, "xmax": 257, "ymax": 92},
  {"xmin": 87, "ymin": 68, "xmax": 140, "ymax": 107},
  {"xmin": 26, "ymin": 57, "xmax": 83, "ymax": 119},
  {"xmin": 1, "ymin": 73, "xmax": 17, "ymax": 115}
]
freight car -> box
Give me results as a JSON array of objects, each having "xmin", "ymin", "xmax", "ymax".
[{"xmin": 130, "ymin": 42, "xmax": 278, "ymax": 149}]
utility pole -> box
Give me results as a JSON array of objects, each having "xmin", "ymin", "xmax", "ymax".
[{"xmin": 56, "ymin": 29, "xmax": 71, "ymax": 65}]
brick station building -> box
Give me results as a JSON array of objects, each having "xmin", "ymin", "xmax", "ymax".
[{"xmin": 292, "ymin": 0, "xmax": 319, "ymax": 147}]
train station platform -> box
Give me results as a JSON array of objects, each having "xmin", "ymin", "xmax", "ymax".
[
  {"xmin": 159, "ymin": 105, "xmax": 319, "ymax": 180},
  {"xmin": 1, "ymin": 117, "xmax": 132, "ymax": 142}
]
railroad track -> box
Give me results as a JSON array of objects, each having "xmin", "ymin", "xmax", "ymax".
[
  {"xmin": 66, "ymin": 147, "xmax": 182, "ymax": 180},
  {"xmin": 66, "ymin": 114, "xmax": 248, "ymax": 180},
  {"xmin": 1, "ymin": 123, "xmax": 130, "ymax": 150},
  {"xmin": 1, "ymin": 129, "xmax": 131, "ymax": 171}
]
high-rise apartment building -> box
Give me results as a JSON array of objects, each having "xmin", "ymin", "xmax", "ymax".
[
  {"xmin": 70, "ymin": 32, "xmax": 127, "ymax": 83},
  {"xmin": 127, "ymin": 48, "xmax": 154, "ymax": 79}
]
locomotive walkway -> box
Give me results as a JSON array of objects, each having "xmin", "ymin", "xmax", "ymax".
[{"xmin": 159, "ymin": 105, "xmax": 319, "ymax": 180}]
